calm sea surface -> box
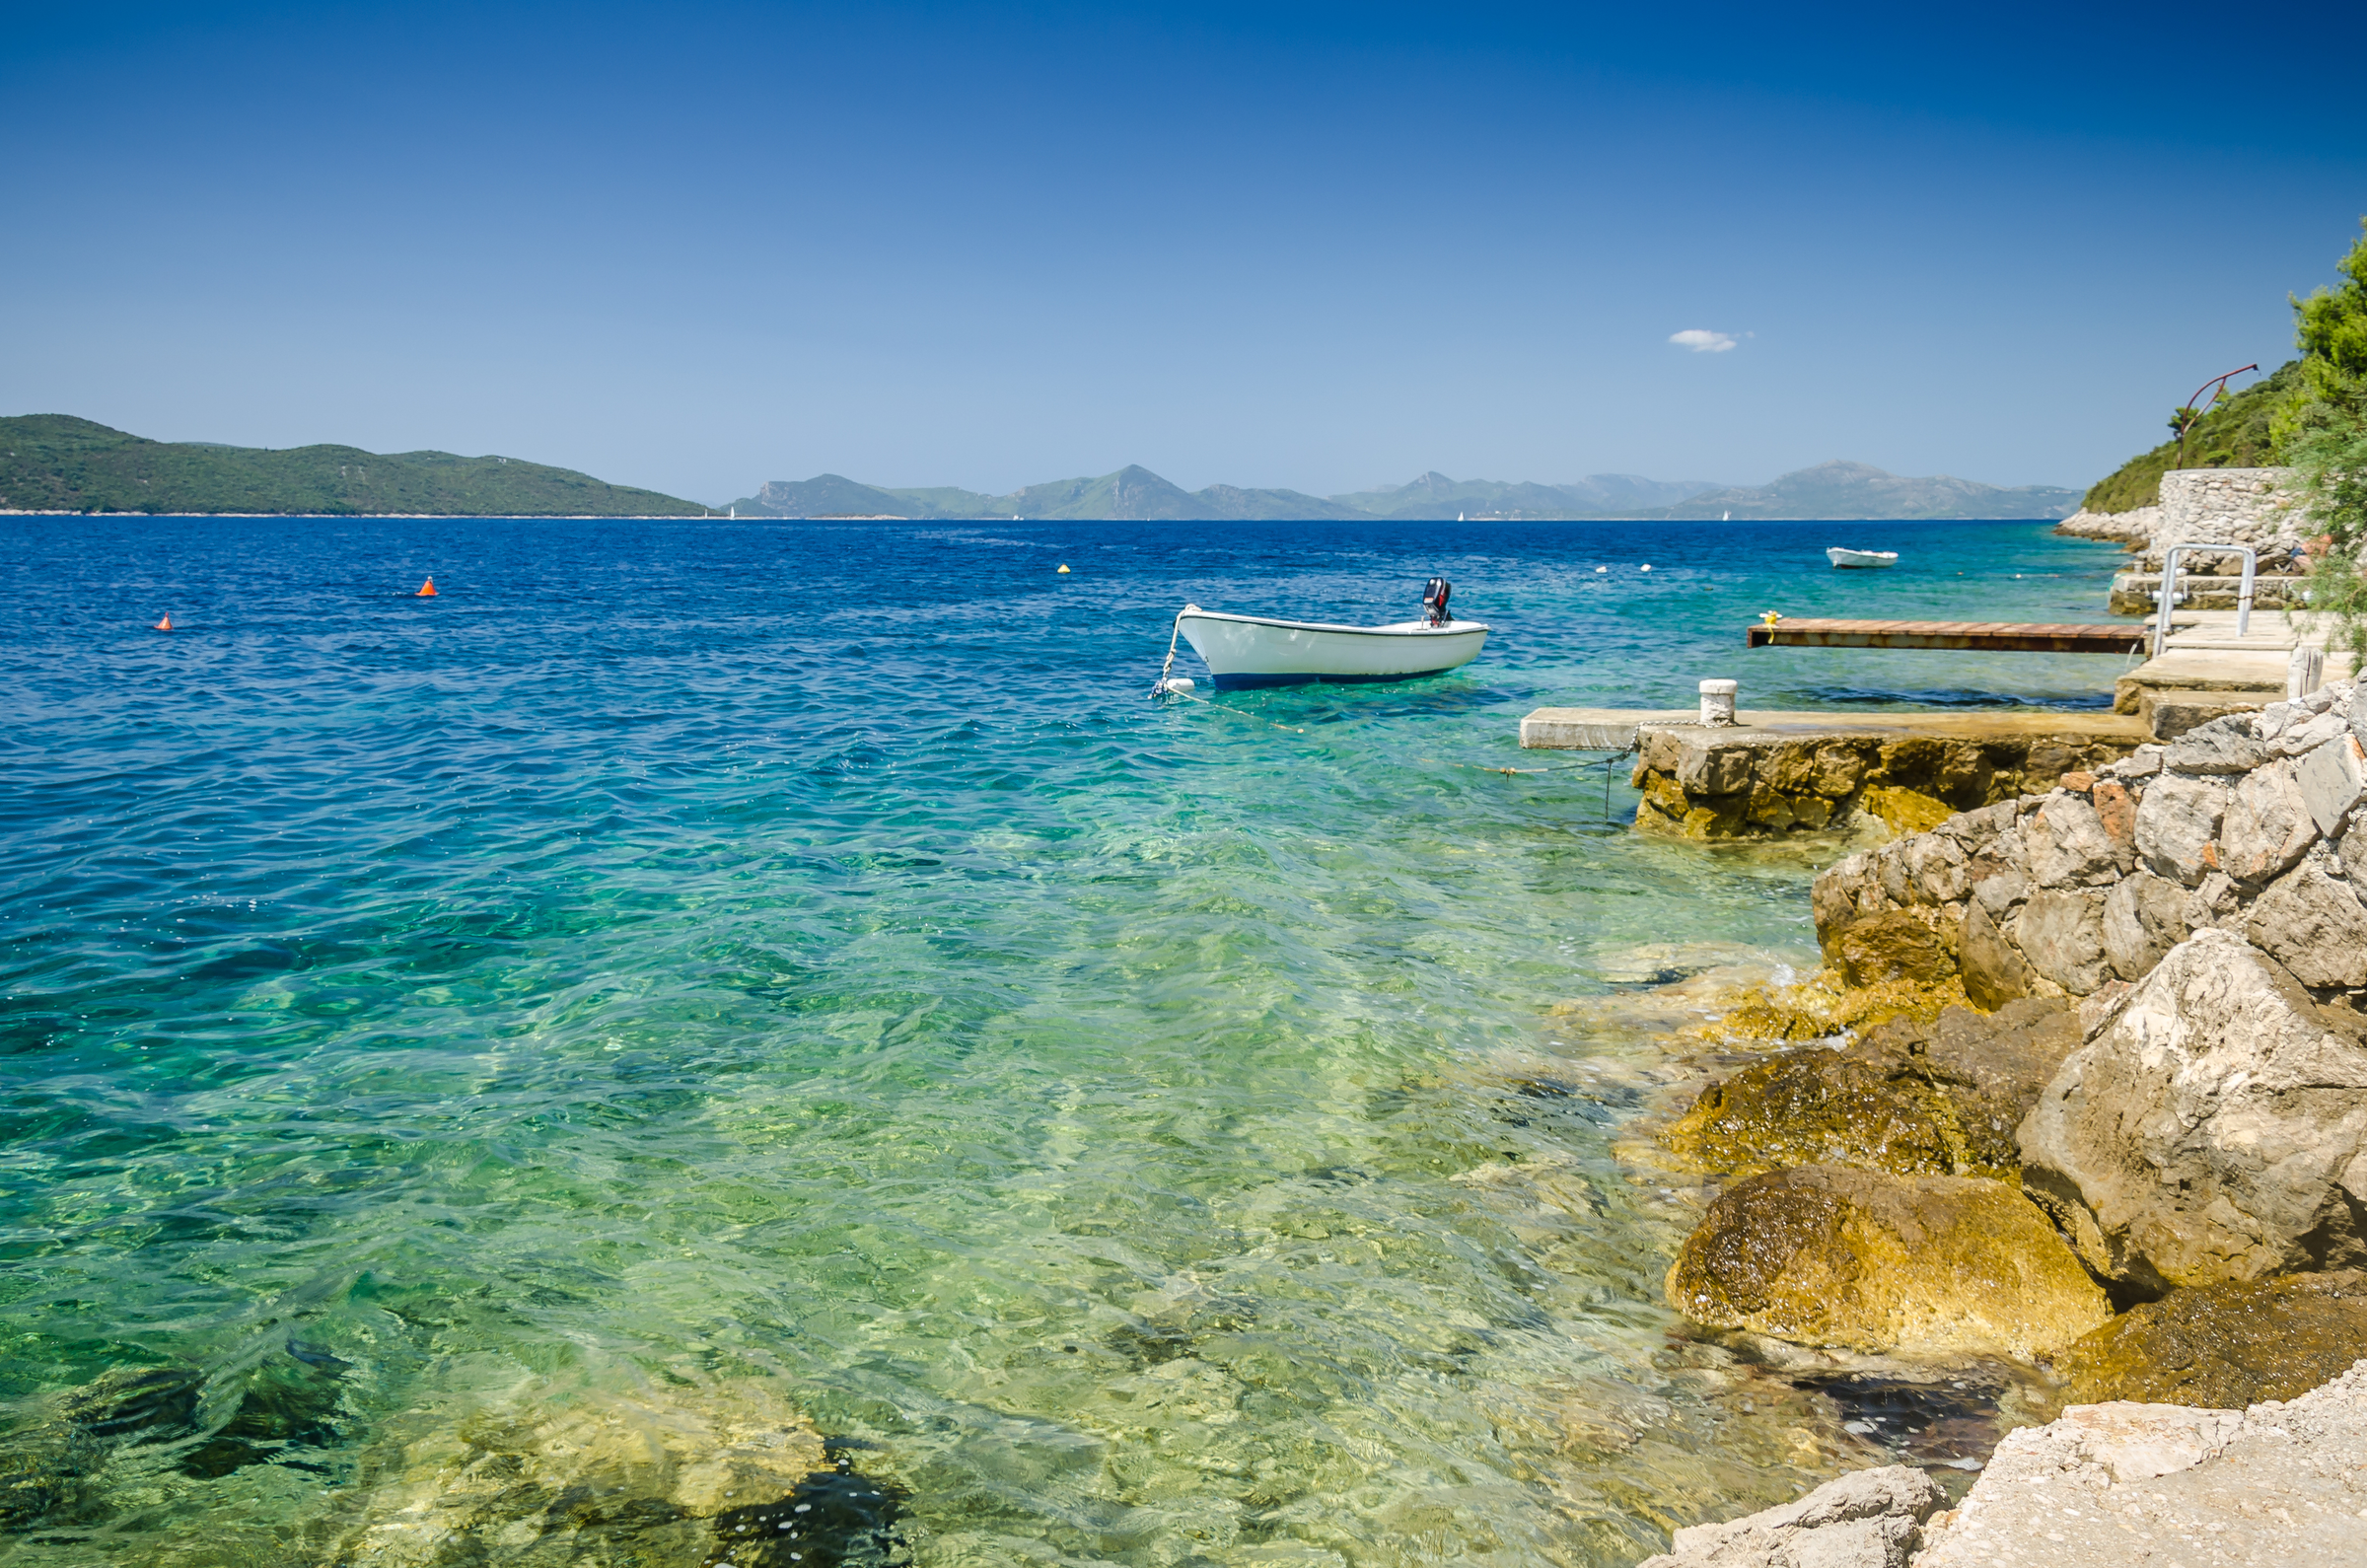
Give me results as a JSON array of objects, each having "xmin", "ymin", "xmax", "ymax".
[{"xmin": 0, "ymin": 515, "xmax": 2127, "ymax": 1565}]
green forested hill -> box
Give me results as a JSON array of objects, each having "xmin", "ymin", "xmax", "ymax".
[
  {"xmin": 2078, "ymin": 360, "xmax": 2305, "ymax": 514},
  {"xmin": 0, "ymin": 415, "xmax": 706, "ymax": 516}
]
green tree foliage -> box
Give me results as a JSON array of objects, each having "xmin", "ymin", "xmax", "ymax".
[
  {"xmin": 2078, "ymin": 361, "xmax": 2300, "ymax": 514},
  {"xmin": 2293, "ymin": 220, "xmax": 2367, "ymax": 655},
  {"xmin": 2295, "ymin": 217, "xmax": 2367, "ymax": 417},
  {"xmin": 2292, "ymin": 419, "xmax": 2367, "ymax": 657}
]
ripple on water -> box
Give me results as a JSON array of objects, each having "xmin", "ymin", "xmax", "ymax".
[{"xmin": 0, "ymin": 513, "xmax": 2129, "ymax": 1563}]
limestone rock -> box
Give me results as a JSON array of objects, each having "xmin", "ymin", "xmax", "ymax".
[
  {"xmin": 2088, "ymin": 778, "xmax": 2136, "ymax": 849},
  {"xmin": 1900, "ymin": 832, "xmax": 1969, "ymax": 905},
  {"xmin": 1678, "ymin": 738, "xmax": 1755, "ymax": 797},
  {"xmin": 2132, "ymin": 773, "xmax": 2230, "ymax": 886},
  {"xmin": 2012, "ymin": 889, "xmax": 2110, "ymax": 994},
  {"xmin": 1912, "ymin": 1362, "xmax": 2367, "ymax": 1566},
  {"xmin": 2248, "ymin": 857, "xmax": 2367, "ymax": 988},
  {"xmin": 1859, "ymin": 998, "xmax": 2084, "ymax": 1175},
  {"xmin": 1967, "ymin": 862, "xmax": 2027, "ymax": 919},
  {"xmin": 2099, "ymin": 871, "xmax": 2189, "ymax": 982},
  {"xmin": 2215, "ymin": 757, "xmax": 2319, "ymax": 885},
  {"xmin": 320, "ymin": 1374, "xmax": 834, "ymax": 1567},
  {"xmin": 2162, "ymin": 716, "xmax": 2267, "ymax": 775},
  {"xmin": 2022, "ymin": 792, "xmax": 2128, "ymax": 889},
  {"xmin": 1691, "ymin": 971, "xmax": 1971, "ymax": 1047},
  {"xmin": 2019, "ymin": 929, "xmax": 2367, "ymax": 1292},
  {"xmin": 2055, "ymin": 1269, "xmax": 2367, "ymax": 1409},
  {"xmin": 1832, "ymin": 910, "xmax": 1950, "ymax": 988},
  {"xmin": 1667, "ymin": 1000, "xmax": 2077, "ymax": 1181},
  {"xmin": 1638, "ymin": 1464, "xmax": 1941, "ymax": 1568},
  {"xmin": 0, "ymin": 1367, "xmax": 203, "ymax": 1529},
  {"xmin": 1858, "ymin": 784, "xmax": 1957, "ymax": 837},
  {"xmin": 1665, "ymin": 1165, "xmax": 2109, "ymax": 1358},
  {"xmin": 2271, "ymin": 707, "xmax": 2348, "ymax": 757},
  {"xmin": 2181, "ymin": 868, "xmax": 2242, "ymax": 932},
  {"xmin": 1661, "ymin": 1049, "xmax": 1955, "ymax": 1178},
  {"xmin": 2103, "ymin": 744, "xmax": 2163, "ymax": 780},
  {"xmin": 2297, "ymin": 732, "xmax": 2367, "ymax": 836},
  {"xmin": 1957, "ymin": 899, "xmax": 2036, "ymax": 1011}
]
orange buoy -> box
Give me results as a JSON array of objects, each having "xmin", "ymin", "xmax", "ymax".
[
  {"xmin": 416, "ymin": 577, "xmax": 438, "ymax": 597},
  {"xmin": 153, "ymin": 613, "xmax": 173, "ymax": 631}
]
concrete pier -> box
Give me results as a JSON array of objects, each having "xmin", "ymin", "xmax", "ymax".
[
  {"xmin": 1745, "ymin": 618, "xmax": 2147, "ymax": 654},
  {"xmin": 2111, "ymin": 608, "xmax": 2357, "ymax": 737},
  {"xmin": 1738, "ymin": 606, "xmax": 2358, "ymax": 741},
  {"xmin": 1520, "ymin": 707, "xmax": 2150, "ymax": 840}
]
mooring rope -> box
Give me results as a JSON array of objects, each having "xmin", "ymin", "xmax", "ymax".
[{"xmin": 1149, "ymin": 612, "xmax": 1185, "ymax": 698}]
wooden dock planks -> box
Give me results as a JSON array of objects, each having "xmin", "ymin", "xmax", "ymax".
[{"xmin": 1746, "ymin": 617, "xmax": 2149, "ymax": 654}]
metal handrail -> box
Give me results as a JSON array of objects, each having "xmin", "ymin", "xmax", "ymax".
[{"xmin": 2153, "ymin": 542, "xmax": 2256, "ymax": 657}]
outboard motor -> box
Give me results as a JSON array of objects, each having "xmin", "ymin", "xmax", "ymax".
[{"xmin": 1421, "ymin": 577, "xmax": 1452, "ymax": 626}]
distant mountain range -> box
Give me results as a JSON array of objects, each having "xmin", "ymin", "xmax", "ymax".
[
  {"xmin": 0, "ymin": 413, "xmax": 2083, "ymax": 522},
  {"xmin": 1670, "ymin": 461, "xmax": 2083, "ymax": 521},
  {"xmin": 0, "ymin": 415, "xmax": 704, "ymax": 517},
  {"xmin": 729, "ymin": 461, "xmax": 2081, "ymax": 522}
]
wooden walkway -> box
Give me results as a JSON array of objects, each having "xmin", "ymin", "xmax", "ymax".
[{"xmin": 1746, "ymin": 617, "xmax": 2149, "ymax": 654}]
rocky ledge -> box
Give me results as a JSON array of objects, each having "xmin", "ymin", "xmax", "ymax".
[
  {"xmin": 1642, "ymin": 680, "xmax": 2367, "ymax": 1560},
  {"xmin": 1646, "ymin": 1361, "xmax": 2367, "ymax": 1566},
  {"xmin": 1626, "ymin": 717, "xmax": 2144, "ymax": 841},
  {"xmin": 2053, "ymin": 507, "xmax": 2158, "ymax": 546}
]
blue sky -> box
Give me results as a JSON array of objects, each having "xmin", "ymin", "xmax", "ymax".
[{"xmin": 5, "ymin": 1, "xmax": 2364, "ymax": 503}]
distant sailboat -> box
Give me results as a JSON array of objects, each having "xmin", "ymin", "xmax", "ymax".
[
  {"xmin": 1458, "ymin": 512, "xmax": 1465, "ymax": 522},
  {"xmin": 1722, "ymin": 511, "xmax": 1731, "ymax": 521}
]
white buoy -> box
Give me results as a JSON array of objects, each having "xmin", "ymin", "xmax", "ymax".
[
  {"xmin": 1595, "ymin": 565, "xmax": 1608, "ymax": 574},
  {"xmin": 1157, "ymin": 677, "xmax": 1196, "ymax": 694},
  {"xmin": 1699, "ymin": 678, "xmax": 1738, "ymax": 727},
  {"xmin": 1640, "ymin": 564, "xmax": 1653, "ymax": 572}
]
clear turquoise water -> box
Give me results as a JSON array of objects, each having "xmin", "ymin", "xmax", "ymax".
[{"xmin": 0, "ymin": 515, "xmax": 2129, "ymax": 1565}]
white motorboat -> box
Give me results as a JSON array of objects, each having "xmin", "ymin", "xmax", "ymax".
[
  {"xmin": 1827, "ymin": 546, "xmax": 1899, "ymax": 569},
  {"xmin": 1158, "ymin": 578, "xmax": 1490, "ymax": 691}
]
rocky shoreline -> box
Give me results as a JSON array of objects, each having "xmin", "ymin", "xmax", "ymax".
[{"xmin": 1637, "ymin": 678, "xmax": 2367, "ymax": 1561}]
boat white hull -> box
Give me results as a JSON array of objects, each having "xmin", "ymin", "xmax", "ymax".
[
  {"xmin": 1827, "ymin": 547, "xmax": 1898, "ymax": 569},
  {"xmin": 1177, "ymin": 608, "xmax": 1490, "ymax": 689}
]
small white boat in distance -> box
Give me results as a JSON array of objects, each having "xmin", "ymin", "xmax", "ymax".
[
  {"xmin": 1827, "ymin": 547, "xmax": 1900, "ymax": 569},
  {"xmin": 1171, "ymin": 578, "xmax": 1489, "ymax": 690}
]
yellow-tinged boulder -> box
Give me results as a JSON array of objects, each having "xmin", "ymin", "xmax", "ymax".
[
  {"xmin": 2055, "ymin": 1270, "xmax": 2367, "ymax": 1408},
  {"xmin": 1661, "ymin": 1049, "xmax": 1956, "ymax": 1178},
  {"xmin": 320, "ymin": 1373, "xmax": 833, "ymax": 1566},
  {"xmin": 1683, "ymin": 968, "xmax": 1967, "ymax": 1045},
  {"xmin": 1858, "ymin": 783, "xmax": 1958, "ymax": 836},
  {"xmin": 1665, "ymin": 1164, "xmax": 2110, "ymax": 1358},
  {"xmin": 1830, "ymin": 909, "xmax": 1951, "ymax": 987}
]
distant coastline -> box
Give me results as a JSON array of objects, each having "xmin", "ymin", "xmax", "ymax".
[
  {"xmin": 732, "ymin": 459, "xmax": 2082, "ymax": 524},
  {"xmin": 4, "ymin": 412, "xmax": 2085, "ymax": 523},
  {"xmin": 0, "ymin": 414, "xmax": 706, "ymax": 519}
]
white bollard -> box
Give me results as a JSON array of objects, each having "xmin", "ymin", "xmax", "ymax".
[
  {"xmin": 2288, "ymin": 646, "xmax": 2326, "ymax": 700},
  {"xmin": 1699, "ymin": 678, "xmax": 1739, "ymax": 727}
]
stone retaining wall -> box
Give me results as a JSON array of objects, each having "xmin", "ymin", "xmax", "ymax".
[
  {"xmin": 2153, "ymin": 465, "xmax": 2305, "ymax": 553},
  {"xmin": 1812, "ymin": 688, "xmax": 2367, "ymax": 1008},
  {"xmin": 2105, "ymin": 570, "xmax": 2307, "ymax": 615},
  {"xmin": 1632, "ymin": 726, "xmax": 2140, "ymax": 841},
  {"xmin": 2055, "ymin": 469, "xmax": 2313, "ymax": 561}
]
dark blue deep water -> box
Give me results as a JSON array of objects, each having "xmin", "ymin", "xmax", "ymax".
[{"xmin": 0, "ymin": 514, "xmax": 2128, "ymax": 1566}]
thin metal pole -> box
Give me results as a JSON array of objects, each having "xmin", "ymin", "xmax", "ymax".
[{"xmin": 2174, "ymin": 364, "xmax": 2259, "ymax": 468}]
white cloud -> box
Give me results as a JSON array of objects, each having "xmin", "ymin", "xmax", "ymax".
[{"xmin": 1669, "ymin": 328, "xmax": 1738, "ymax": 353}]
